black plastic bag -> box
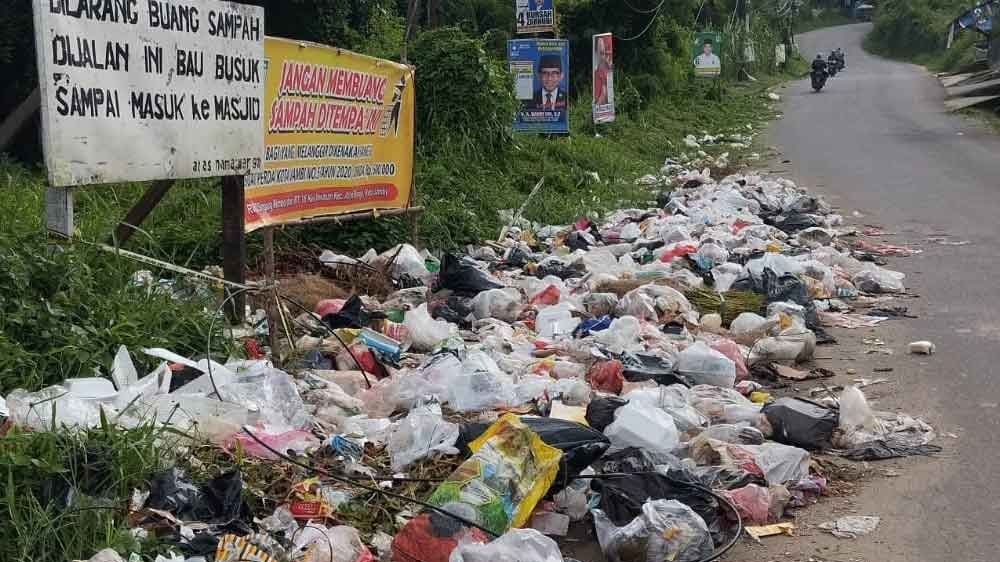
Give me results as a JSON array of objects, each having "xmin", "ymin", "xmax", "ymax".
[
  {"xmin": 592, "ymin": 470, "xmax": 723, "ymax": 545},
  {"xmin": 431, "ymin": 296, "xmax": 474, "ymax": 329},
  {"xmin": 536, "ymin": 260, "xmax": 584, "ymax": 280},
  {"xmin": 147, "ymin": 468, "xmax": 249, "ymax": 524},
  {"xmin": 457, "ymin": 417, "xmax": 610, "ymax": 494},
  {"xmin": 322, "ymin": 295, "xmax": 385, "ymax": 330},
  {"xmin": 770, "ymin": 213, "xmax": 820, "ymax": 234},
  {"xmin": 844, "ymin": 440, "xmax": 942, "ymax": 461},
  {"xmin": 619, "ymin": 352, "xmax": 686, "ymax": 386},
  {"xmin": 691, "ymin": 465, "xmax": 767, "ymax": 490},
  {"xmin": 763, "ymin": 397, "xmax": 838, "ymax": 450},
  {"xmin": 436, "ymin": 253, "xmax": 503, "ymax": 296},
  {"xmin": 585, "ymin": 396, "xmax": 628, "ymax": 432}
]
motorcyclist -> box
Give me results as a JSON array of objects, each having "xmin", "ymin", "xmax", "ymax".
[
  {"xmin": 812, "ymin": 54, "xmax": 828, "ymax": 75},
  {"xmin": 834, "ymin": 48, "xmax": 846, "ymax": 69}
]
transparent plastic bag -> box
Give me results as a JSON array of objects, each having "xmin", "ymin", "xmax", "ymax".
[
  {"xmin": 593, "ymin": 499, "xmax": 714, "ymax": 562},
  {"xmin": 471, "ymin": 288, "xmax": 523, "ymax": 323},
  {"xmin": 594, "ymin": 316, "xmax": 642, "ymax": 353},
  {"xmin": 217, "ymin": 368, "xmax": 310, "ymax": 432},
  {"xmin": 6, "ymin": 385, "xmax": 102, "ymax": 431},
  {"xmin": 388, "ymin": 405, "xmax": 460, "ymax": 472},
  {"xmin": 623, "ymin": 386, "xmax": 708, "ymax": 433},
  {"xmin": 405, "ymin": 304, "xmax": 459, "ymax": 351},
  {"xmin": 293, "ymin": 524, "xmax": 374, "ymax": 562},
  {"xmin": 711, "ymin": 263, "xmax": 743, "ymax": 293},
  {"xmin": 604, "ymin": 401, "xmax": 679, "ymax": 456},
  {"xmin": 449, "ymin": 351, "xmax": 516, "ymax": 412},
  {"xmin": 583, "ymin": 292, "xmax": 620, "ymax": 317},
  {"xmin": 448, "ymin": 528, "xmax": 563, "ymax": 562},
  {"xmin": 675, "ymin": 342, "xmax": 736, "ymax": 388},
  {"xmin": 742, "ymin": 442, "xmax": 811, "ymax": 485}
]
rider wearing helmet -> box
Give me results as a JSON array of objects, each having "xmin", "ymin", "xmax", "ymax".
[{"xmin": 812, "ymin": 53, "xmax": 828, "ymax": 74}]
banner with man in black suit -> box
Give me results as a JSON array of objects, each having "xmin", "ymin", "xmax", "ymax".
[{"xmin": 509, "ymin": 39, "xmax": 569, "ymax": 134}]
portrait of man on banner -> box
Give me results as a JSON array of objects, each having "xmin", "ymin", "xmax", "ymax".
[
  {"xmin": 693, "ymin": 32, "xmax": 723, "ymax": 78},
  {"xmin": 592, "ymin": 33, "xmax": 615, "ymax": 123},
  {"xmin": 508, "ymin": 39, "xmax": 569, "ymax": 134},
  {"xmin": 533, "ymin": 54, "xmax": 567, "ymax": 110}
]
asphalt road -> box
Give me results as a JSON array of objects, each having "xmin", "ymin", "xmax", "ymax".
[{"xmin": 759, "ymin": 23, "xmax": 1000, "ymax": 562}]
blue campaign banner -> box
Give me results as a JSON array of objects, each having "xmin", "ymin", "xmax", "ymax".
[
  {"xmin": 516, "ymin": 0, "xmax": 555, "ymax": 34},
  {"xmin": 508, "ymin": 39, "xmax": 570, "ymax": 134}
]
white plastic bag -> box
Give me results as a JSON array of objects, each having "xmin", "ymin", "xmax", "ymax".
[
  {"xmin": 594, "ymin": 500, "xmax": 714, "ymax": 562},
  {"xmin": 471, "ymin": 288, "xmax": 523, "ymax": 322},
  {"xmin": 623, "ymin": 386, "xmax": 708, "ymax": 432},
  {"xmin": 387, "ymin": 405, "xmax": 460, "ymax": 472},
  {"xmin": 449, "ymin": 351, "xmax": 517, "ymax": 412},
  {"xmin": 594, "ymin": 316, "xmax": 642, "ymax": 353},
  {"xmin": 838, "ymin": 385, "xmax": 877, "ymax": 433},
  {"xmin": 853, "ymin": 267, "xmax": 905, "ymax": 293},
  {"xmin": 449, "ymin": 528, "xmax": 563, "ymax": 562},
  {"xmin": 729, "ymin": 312, "xmax": 776, "ymax": 345},
  {"xmin": 535, "ymin": 303, "xmax": 579, "ymax": 338},
  {"xmin": 711, "ymin": 263, "xmax": 743, "ymax": 293},
  {"xmin": 405, "ymin": 304, "xmax": 458, "ymax": 351},
  {"xmin": 293, "ymin": 525, "xmax": 373, "ymax": 562},
  {"xmin": 743, "ymin": 442, "xmax": 811, "ymax": 485},
  {"xmin": 675, "ymin": 342, "xmax": 737, "ymax": 388},
  {"xmin": 604, "ymin": 401, "xmax": 679, "ymax": 456}
]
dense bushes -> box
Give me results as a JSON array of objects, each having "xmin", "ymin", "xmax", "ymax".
[
  {"xmin": 866, "ymin": 0, "xmax": 950, "ymax": 58},
  {"xmin": 409, "ymin": 28, "xmax": 518, "ymax": 157}
]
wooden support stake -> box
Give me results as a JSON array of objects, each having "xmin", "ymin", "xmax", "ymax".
[
  {"xmin": 263, "ymin": 227, "xmax": 280, "ymax": 364},
  {"xmin": 0, "ymin": 88, "xmax": 40, "ymax": 153},
  {"xmin": 221, "ymin": 175, "xmax": 247, "ymax": 323},
  {"xmin": 109, "ymin": 179, "xmax": 175, "ymax": 246},
  {"xmin": 45, "ymin": 185, "xmax": 73, "ymax": 239}
]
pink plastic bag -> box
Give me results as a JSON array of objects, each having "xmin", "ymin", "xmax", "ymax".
[
  {"xmin": 660, "ymin": 242, "xmax": 699, "ymax": 263},
  {"xmin": 316, "ymin": 299, "xmax": 347, "ymax": 317},
  {"xmin": 704, "ymin": 335, "xmax": 750, "ymax": 381},
  {"xmin": 228, "ymin": 428, "xmax": 319, "ymax": 460},
  {"xmin": 531, "ymin": 285, "xmax": 562, "ymax": 306},
  {"xmin": 722, "ymin": 484, "xmax": 772, "ymax": 525}
]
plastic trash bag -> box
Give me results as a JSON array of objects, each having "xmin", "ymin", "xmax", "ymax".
[
  {"xmin": 594, "ymin": 316, "xmax": 642, "ymax": 353},
  {"xmin": 6, "ymin": 385, "xmax": 102, "ymax": 431},
  {"xmin": 620, "ymin": 353, "xmax": 682, "ymax": 386},
  {"xmin": 456, "ymin": 417, "xmax": 610, "ymax": 494},
  {"xmin": 593, "ymin": 499, "xmax": 714, "ymax": 562},
  {"xmin": 623, "ymin": 386, "xmax": 708, "ymax": 433},
  {"xmin": 147, "ymin": 468, "xmax": 249, "ymax": 526},
  {"xmin": 711, "ymin": 263, "xmax": 743, "ymax": 293},
  {"xmin": 583, "ymin": 292, "xmax": 620, "ymax": 317},
  {"xmin": 392, "ymin": 415, "xmax": 562, "ymax": 562},
  {"xmin": 471, "ymin": 288, "xmax": 523, "ymax": 323},
  {"xmin": 748, "ymin": 329, "xmax": 817, "ymax": 365},
  {"xmin": 589, "ymin": 360, "xmax": 625, "ymax": 395},
  {"xmin": 217, "ymin": 367, "xmax": 311, "ymax": 432},
  {"xmin": 293, "ymin": 524, "xmax": 375, "ymax": 562},
  {"xmin": 405, "ymin": 304, "xmax": 459, "ymax": 352},
  {"xmin": 437, "ymin": 253, "xmax": 503, "ymax": 296},
  {"xmin": 448, "ymin": 528, "xmax": 563, "ymax": 562},
  {"xmin": 853, "ymin": 267, "xmax": 905, "ymax": 294},
  {"xmin": 838, "ymin": 386, "xmax": 878, "ymax": 433},
  {"xmin": 388, "ymin": 405, "xmax": 461, "ymax": 472},
  {"xmin": 593, "ymin": 472, "xmax": 721, "ymax": 535},
  {"xmin": 741, "ymin": 442, "xmax": 811, "ymax": 485},
  {"xmin": 721, "ymin": 484, "xmax": 771, "ymax": 525},
  {"xmin": 604, "ymin": 401, "xmax": 679, "ymax": 456},
  {"xmin": 449, "ymin": 351, "xmax": 516, "ymax": 412},
  {"xmin": 587, "ymin": 396, "xmax": 628, "ymax": 431},
  {"xmin": 675, "ymin": 342, "xmax": 736, "ymax": 388},
  {"xmin": 763, "ymin": 397, "xmax": 837, "ymax": 450},
  {"xmin": 228, "ymin": 428, "xmax": 319, "ymax": 459},
  {"xmin": 702, "ymin": 336, "xmax": 749, "ymax": 381},
  {"xmin": 536, "ymin": 303, "xmax": 580, "ymax": 338},
  {"xmin": 728, "ymin": 312, "xmax": 776, "ymax": 345}
]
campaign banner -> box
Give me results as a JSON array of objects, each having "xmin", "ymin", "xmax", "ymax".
[
  {"xmin": 509, "ymin": 39, "xmax": 569, "ymax": 134},
  {"xmin": 31, "ymin": 0, "xmax": 265, "ymax": 187},
  {"xmin": 516, "ymin": 0, "xmax": 555, "ymax": 34},
  {"xmin": 693, "ymin": 31, "xmax": 723, "ymax": 79},
  {"xmin": 244, "ymin": 37, "xmax": 415, "ymax": 232},
  {"xmin": 592, "ymin": 33, "xmax": 615, "ymax": 124}
]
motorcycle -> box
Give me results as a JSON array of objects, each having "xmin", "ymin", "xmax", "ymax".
[
  {"xmin": 811, "ymin": 68, "xmax": 828, "ymax": 92},
  {"xmin": 827, "ymin": 59, "xmax": 838, "ymax": 77}
]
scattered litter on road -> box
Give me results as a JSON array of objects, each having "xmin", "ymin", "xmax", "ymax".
[
  {"xmin": 819, "ymin": 515, "xmax": 881, "ymax": 538},
  {"xmin": 909, "ymin": 341, "xmax": 936, "ymax": 355},
  {"xmin": 745, "ymin": 522, "xmax": 796, "ymax": 541}
]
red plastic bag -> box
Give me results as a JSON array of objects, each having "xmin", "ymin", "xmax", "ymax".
[
  {"xmin": 530, "ymin": 285, "xmax": 562, "ymax": 306},
  {"xmin": 589, "ymin": 360, "xmax": 625, "ymax": 395},
  {"xmin": 660, "ymin": 243, "xmax": 699, "ymax": 263},
  {"xmin": 391, "ymin": 510, "xmax": 491, "ymax": 562}
]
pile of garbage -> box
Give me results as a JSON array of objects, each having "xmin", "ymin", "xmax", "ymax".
[{"xmin": 1, "ymin": 167, "xmax": 939, "ymax": 562}]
